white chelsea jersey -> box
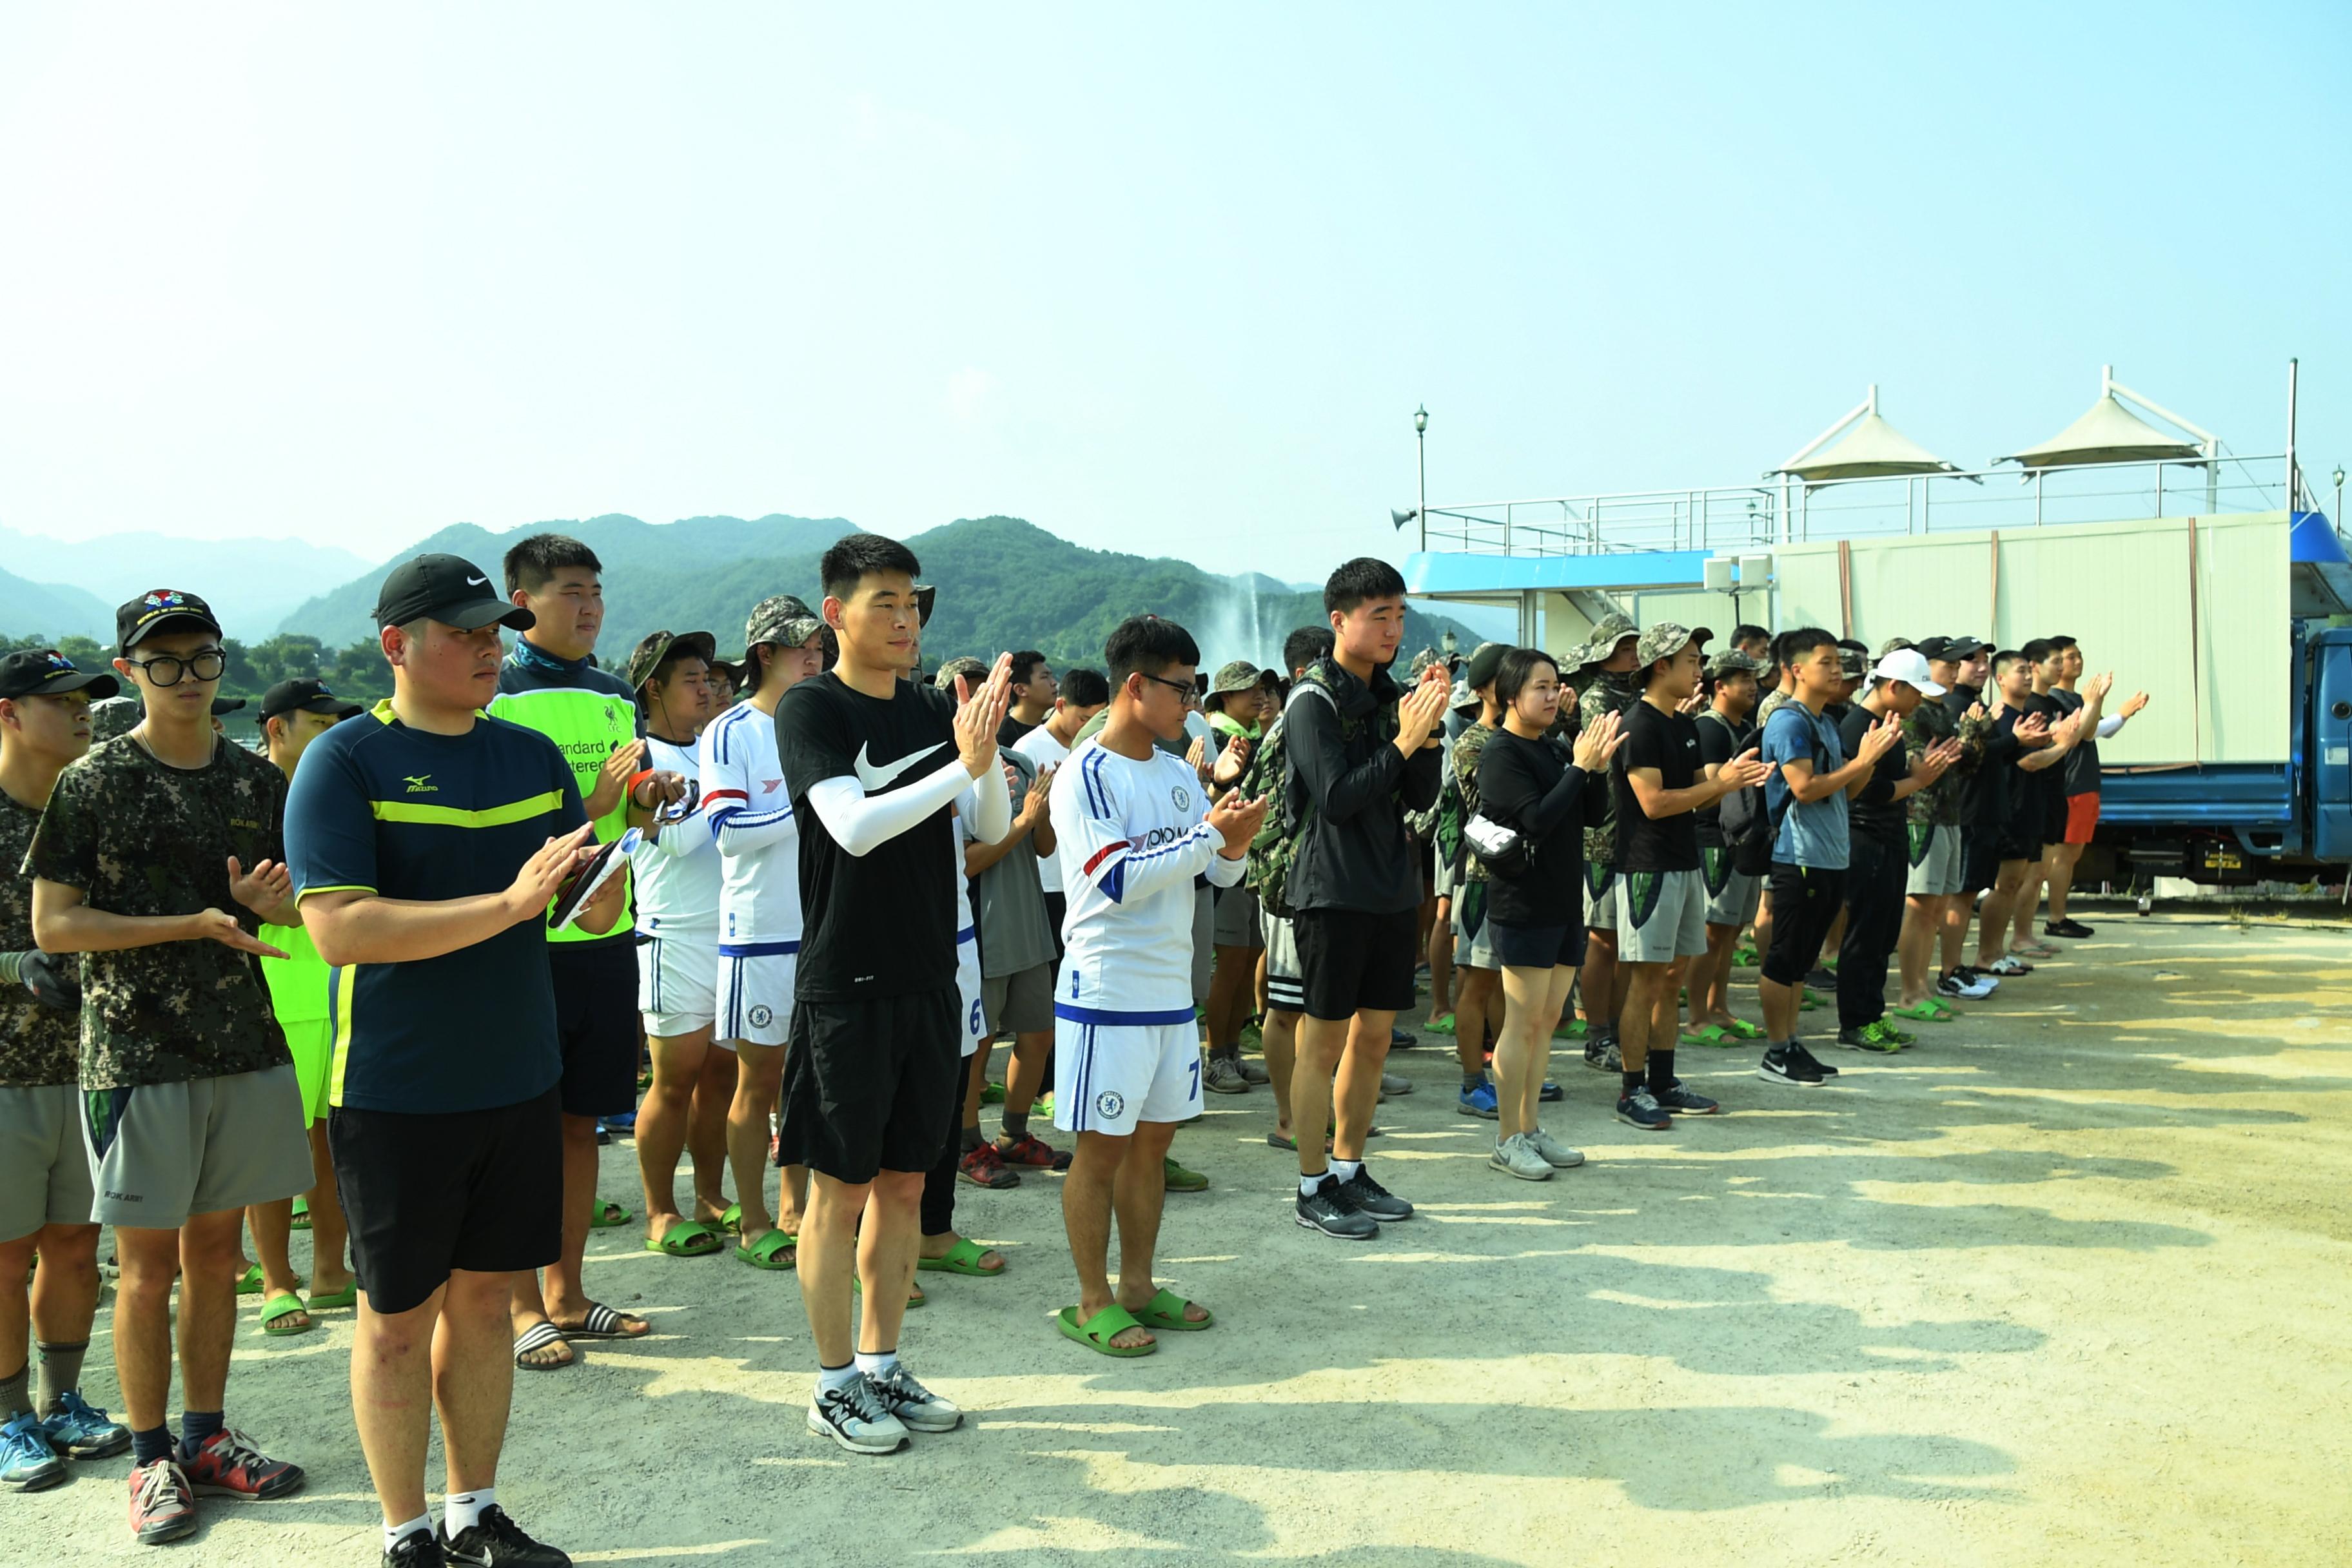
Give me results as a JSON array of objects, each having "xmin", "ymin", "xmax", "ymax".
[
  {"xmin": 699, "ymin": 702, "xmax": 802, "ymax": 954},
  {"xmin": 628, "ymin": 734, "xmax": 722, "ymax": 934}
]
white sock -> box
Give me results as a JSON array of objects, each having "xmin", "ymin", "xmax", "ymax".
[
  {"xmin": 852, "ymin": 1348, "xmax": 898, "ymax": 1380},
  {"xmin": 443, "ymin": 1488, "xmax": 495, "ymax": 1537},
  {"xmin": 385, "ymin": 1514, "xmax": 433, "ymax": 1551},
  {"xmin": 1331, "ymin": 1158, "xmax": 1362, "ymax": 1184},
  {"xmin": 1298, "ymin": 1172, "xmax": 1327, "ymax": 1197},
  {"xmin": 818, "ymin": 1361, "xmax": 860, "ymax": 1395}
]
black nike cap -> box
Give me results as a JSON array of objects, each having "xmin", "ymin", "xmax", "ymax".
[{"xmin": 373, "ymin": 554, "xmax": 536, "ymax": 632}]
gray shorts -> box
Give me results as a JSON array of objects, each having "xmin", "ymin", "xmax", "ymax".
[
  {"xmin": 83, "ymin": 1064, "xmax": 315, "ymax": 1231},
  {"xmin": 1584, "ymin": 865, "xmax": 1620, "ymax": 934},
  {"xmin": 1433, "ymin": 850, "xmax": 1462, "ymax": 904},
  {"xmin": 1191, "ymin": 887, "xmax": 1215, "ymax": 1004},
  {"xmin": 1618, "ymin": 868, "xmax": 1710, "ymax": 963},
  {"xmin": 1906, "ymin": 823, "xmax": 1965, "ymax": 897},
  {"xmin": 1451, "ymin": 879, "xmax": 1500, "ymax": 970},
  {"xmin": 1212, "ymin": 884, "xmax": 1264, "ymax": 950},
  {"xmin": 0, "ymin": 1083, "xmax": 98, "ymax": 1242},
  {"xmin": 1262, "ymin": 907, "xmax": 1305, "ymax": 1015},
  {"xmin": 1701, "ymin": 848, "xmax": 1763, "ymax": 929},
  {"xmin": 983, "ymin": 961, "xmax": 1055, "ymax": 1036}
]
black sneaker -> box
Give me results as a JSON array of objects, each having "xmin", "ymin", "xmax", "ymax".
[
  {"xmin": 1389, "ymin": 1026, "xmax": 1418, "ymax": 1051},
  {"xmin": 2045, "ymin": 919, "xmax": 2094, "ymax": 939},
  {"xmin": 384, "ymin": 1529, "xmax": 449, "ymax": 1568},
  {"xmin": 1295, "ymin": 1173, "xmax": 1380, "ymax": 1239},
  {"xmin": 1788, "ymin": 1041, "xmax": 1838, "ymax": 1078},
  {"xmin": 1805, "ymin": 966, "xmax": 1837, "ymax": 990},
  {"xmin": 1652, "ymin": 1083, "xmax": 1720, "ymax": 1116},
  {"xmin": 1614, "ymin": 1087, "xmax": 1672, "ymax": 1130},
  {"xmin": 444, "ymin": 1506, "xmax": 570, "ymax": 1567},
  {"xmin": 1338, "ymin": 1167, "xmax": 1412, "ymax": 1222},
  {"xmin": 1583, "ymin": 1035, "xmax": 1622, "ymax": 1072},
  {"xmin": 1758, "ymin": 1044, "xmax": 1824, "ymax": 1086}
]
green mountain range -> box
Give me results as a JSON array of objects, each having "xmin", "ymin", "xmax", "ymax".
[
  {"xmin": 0, "ymin": 525, "xmax": 371, "ymax": 635},
  {"xmin": 0, "ymin": 564, "xmax": 113, "ymax": 643}
]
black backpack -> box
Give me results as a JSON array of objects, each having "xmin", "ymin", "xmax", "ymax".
[{"xmin": 1701, "ymin": 710, "xmax": 1773, "ymax": 876}]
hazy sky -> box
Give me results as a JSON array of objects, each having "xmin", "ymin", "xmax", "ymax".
[{"xmin": 3, "ymin": 3, "xmax": 2346, "ymax": 582}]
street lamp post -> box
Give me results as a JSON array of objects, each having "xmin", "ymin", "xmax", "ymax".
[{"xmin": 1414, "ymin": 404, "xmax": 1429, "ymax": 553}]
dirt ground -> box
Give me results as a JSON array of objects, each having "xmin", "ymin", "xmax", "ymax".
[{"xmin": 17, "ymin": 903, "xmax": 2352, "ymax": 1565}]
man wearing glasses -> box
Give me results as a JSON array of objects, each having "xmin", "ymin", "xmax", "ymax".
[{"xmin": 28, "ymin": 590, "xmax": 315, "ymax": 1544}]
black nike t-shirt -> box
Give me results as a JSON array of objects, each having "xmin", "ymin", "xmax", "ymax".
[
  {"xmin": 1612, "ymin": 700, "xmax": 1703, "ymax": 873},
  {"xmin": 1692, "ymin": 710, "xmax": 1747, "ymax": 850},
  {"xmin": 774, "ymin": 672, "xmax": 959, "ymax": 1003}
]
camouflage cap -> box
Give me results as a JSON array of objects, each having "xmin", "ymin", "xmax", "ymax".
[
  {"xmin": 1210, "ymin": 658, "xmax": 1269, "ymax": 696},
  {"xmin": 1876, "ymin": 635, "xmax": 1917, "ymax": 658},
  {"xmin": 88, "ymin": 694, "xmax": 144, "ymax": 744},
  {"xmin": 625, "ymin": 629, "xmax": 717, "ymax": 694},
  {"xmin": 932, "ymin": 655, "xmax": 989, "ymax": 691},
  {"xmin": 1405, "ymin": 646, "xmax": 1442, "ymax": 681},
  {"xmin": 1634, "ymin": 622, "xmax": 1712, "ymax": 667},
  {"xmin": 1839, "ymin": 645, "xmax": 1870, "ymax": 680},
  {"xmin": 1705, "ymin": 648, "xmax": 1764, "ymax": 678},
  {"xmin": 1571, "ymin": 613, "xmax": 1638, "ymax": 672},
  {"xmin": 741, "ymin": 594, "xmax": 823, "ymax": 655}
]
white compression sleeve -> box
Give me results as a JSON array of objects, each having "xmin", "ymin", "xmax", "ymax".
[{"xmin": 808, "ymin": 763, "xmax": 974, "ymax": 857}]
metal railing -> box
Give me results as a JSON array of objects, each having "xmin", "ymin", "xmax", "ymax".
[{"xmin": 1420, "ymin": 453, "xmax": 2298, "ymax": 557}]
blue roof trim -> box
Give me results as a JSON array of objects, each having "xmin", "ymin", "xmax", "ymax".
[
  {"xmin": 2288, "ymin": 511, "xmax": 2347, "ymax": 565},
  {"xmin": 1404, "ymin": 549, "xmax": 1716, "ymax": 596}
]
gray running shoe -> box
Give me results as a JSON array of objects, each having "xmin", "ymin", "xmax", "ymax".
[
  {"xmin": 1489, "ymin": 1133, "xmax": 1554, "ymax": 1181},
  {"xmin": 1203, "ymin": 1054, "xmax": 1251, "ymax": 1095},
  {"xmin": 1524, "ymin": 1127, "xmax": 1585, "ymax": 1168},
  {"xmin": 868, "ymin": 1363, "xmax": 962, "ymax": 1433},
  {"xmin": 1238, "ymin": 1058, "xmax": 1270, "ymax": 1085},
  {"xmin": 1378, "ymin": 1070, "xmax": 1413, "ymax": 1097},
  {"xmin": 1295, "ymin": 1173, "xmax": 1380, "ymax": 1239},
  {"xmin": 806, "ymin": 1373, "xmax": 910, "ymax": 1455}
]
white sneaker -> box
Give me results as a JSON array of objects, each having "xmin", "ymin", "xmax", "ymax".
[
  {"xmin": 1488, "ymin": 1133, "xmax": 1554, "ymax": 1181},
  {"xmin": 1524, "ymin": 1127, "xmax": 1585, "ymax": 1169}
]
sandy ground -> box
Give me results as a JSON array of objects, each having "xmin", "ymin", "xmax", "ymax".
[{"xmin": 15, "ymin": 902, "xmax": 2352, "ymax": 1566}]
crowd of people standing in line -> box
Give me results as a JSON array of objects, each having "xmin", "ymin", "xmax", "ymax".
[{"xmin": 0, "ymin": 531, "xmax": 2147, "ymax": 1564}]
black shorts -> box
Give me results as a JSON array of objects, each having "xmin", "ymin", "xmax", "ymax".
[
  {"xmin": 1488, "ymin": 919, "xmax": 1587, "ymax": 971},
  {"xmin": 1043, "ymin": 890, "xmax": 1068, "ymax": 964},
  {"xmin": 778, "ymin": 990, "xmax": 960, "ymax": 1184},
  {"xmin": 2039, "ymin": 787, "xmax": 2068, "ymax": 848},
  {"xmin": 1959, "ymin": 828, "xmax": 2001, "ymax": 895},
  {"xmin": 551, "ymin": 937, "xmax": 641, "ymax": 1119},
  {"xmin": 1292, "ymin": 906, "xmax": 1418, "ymax": 1021},
  {"xmin": 1761, "ymin": 862, "xmax": 1846, "ymax": 987},
  {"xmin": 329, "ymin": 1088, "xmax": 562, "ymax": 1317}
]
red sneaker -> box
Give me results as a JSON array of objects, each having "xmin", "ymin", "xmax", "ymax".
[
  {"xmin": 996, "ymin": 1132, "xmax": 1066, "ymax": 1170},
  {"xmin": 127, "ymin": 1458, "xmax": 198, "ymax": 1544},
  {"xmin": 957, "ymin": 1143, "xmax": 1019, "ymax": 1189},
  {"xmin": 180, "ymin": 1428, "xmax": 304, "ymax": 1501}
]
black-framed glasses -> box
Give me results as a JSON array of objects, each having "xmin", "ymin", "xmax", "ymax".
[
  {"xmin": 1137, "ymin": 672, "xmax": 1193, "ymax": 701},
  {"xmin": 126, "ymin": 649, "xmax": 226, "ymax": 687}
]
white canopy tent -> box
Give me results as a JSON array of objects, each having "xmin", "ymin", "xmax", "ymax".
[
  {"xmin": 1998, "ymin": 366, "xmax": 2217, "ymax": 471},
  {"xmin": 1774, "ymin": 386, "xmax": 1965, "ymax": 484}
]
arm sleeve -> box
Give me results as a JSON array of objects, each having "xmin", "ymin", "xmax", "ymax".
[
  {"xmin": 808, "ymin": 763, "xmax": 972, "ymax": 858},
  {"xmin": 1052, "ymin": 753, "xmax": 1219, "ymax": 905},
  {"xmin": 2097, "ymin": 714, "xmax": 2125, "ymax": 739},
  {"xmin": 956, "ymin": 765, "xmax": 1014, "ymax": 846},
  {"xmin": 286, "ymin": 741, "xmax": 380, "ymax": 899},
  {"xmin": 1288, "ymin": 688, "xmax": 1402, "ymax": 823}
]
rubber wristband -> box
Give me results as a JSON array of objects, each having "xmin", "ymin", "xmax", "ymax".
[{"xmin": 629, "ymin": 769, "xmax": 658, "ymax": 807}]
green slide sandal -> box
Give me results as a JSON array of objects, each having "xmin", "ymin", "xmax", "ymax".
[
  {"xmin": 259, "ymin": 1291, "xmax": 313, "ymax": 1337},
  {"xmin": 588, "ymin": 1200, "xmax": 632, "ymax": 1230},
  {"xmin": 1680, "ymin": 1024, "xmax": 1732, "ymax": 1046},
  {"xmin": 1890, "ymin": 1001, "xmax": 1955, "ymax": 1023},
  {"xmin": 735, "ymin": 1230, "xmax": 796, "ymax": 1271},
  {"xmin": 643, "ymin": 1220, "xmax": 723, "ymax": 1258},
  {"xmin": 289, "ymin": 1197, "xmax": 311, "ymax": 1231},
  {"xmin": 917, "ymin": 1237, "xmax": 1004, "ymax": 1277},
  {"xmin": 1129, "ymin": 1288, "xmax": 1212, "ymax": 1332},
  {"xmin": 1721, "ymin": 1018, "xmax": 1767, "ymax": 1041},
  {"xmin": 717, "ymin": 1204, "xmax": 742, "ymax": 1235},
  {"xmin": 1057, "ymin": 1303, "xmax": 1155, "ymax": 1357},
  {"xmin": 306, "ymin": 1283, "xmax": 358, "ymax": 1311},
  {"xmin": 235, "ymin": 1263, "xmax": 265, "ymax": 1296}
]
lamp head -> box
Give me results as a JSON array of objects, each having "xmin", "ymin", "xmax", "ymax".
[{"xmin": 1413, "ymin": 404, "xmax": 1428, "ymax": 435}]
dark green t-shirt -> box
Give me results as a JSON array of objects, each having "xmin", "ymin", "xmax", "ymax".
[{"xmin": 1, "ymin": 792, "xmax": 79, "ymax": 1088}]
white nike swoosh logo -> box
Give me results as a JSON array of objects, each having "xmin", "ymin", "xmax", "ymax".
[
  {"xmin": 466, "ymin": 575, "xmax": 489, "ymax": 586},
  {"xmin": 853, "ymin": 742, "xmax": 939, "ymax": 794}
]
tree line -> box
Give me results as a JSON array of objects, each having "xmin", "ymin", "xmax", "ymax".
[{"xmin": 0, "ymin": 632, "xmax": 393, "ymax": 702}]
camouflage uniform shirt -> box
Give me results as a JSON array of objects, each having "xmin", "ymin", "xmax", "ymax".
[
  {"xmin": 23, "ymin": 736, "xmax": 291, "ymax": 1091},
  {"xmin": 1903, "ymin": 692, "xmax": 1991, "ymax": 828},
  {"xmin": 0, "ymin": 792, "xmax": 78, "ymax": 1088},
  {"xmin": 1578, "ymin": 671, "xmax": 1642, "ymax": 865},
  {"xmin": 1452, "ymin": 721, "xmax": 1496, "ymax": 883}
]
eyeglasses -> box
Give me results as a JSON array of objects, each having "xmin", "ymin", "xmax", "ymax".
[
  {"xmin": 1137, "ymin": 672, "xmax": 1193, "ymax": 701},
  {"xmin": 126, "ymin": 649, "xmax": 226, "ymax": 687}
]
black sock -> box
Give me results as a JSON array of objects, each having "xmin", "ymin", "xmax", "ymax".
[
  {"xmin": 1621, "ymin": 1069, "xmax": 1645, "ymax": 1097},
  {"xmin": 1647, "ymin": 1048, "xmax": 1676, "ymax": 1094},
  {"xmin": 34, "ymin": 1338, "xmax": 89, "ymax": 1417},
  {"xmin": 132, "ymin": 1424, "xmax": 173, "ymax": 1466},
  {"xmin": 1000, "ymin": 1108, "xmax": 1030, "ymax": 1141},
  {"xmin": 959, "ymin": 1123, "xmax": 982, "ymax": 1154},
  {"xmin": 179, "ymin": 1409, "xmax": 223, "ymax": 1459}
]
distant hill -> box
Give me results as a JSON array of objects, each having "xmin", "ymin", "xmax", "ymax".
[
  {"xmin": 0, "ymin": 525, "xmax": 372, "ymax": 635},
  {"xmin": 0, "ymin": 564, "xmax": 113, "ymax": 643},
  {"xmin": 276, "ymin": 513, "xmax": 851, "ymax": 647}
]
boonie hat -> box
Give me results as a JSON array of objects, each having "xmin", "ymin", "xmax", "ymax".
[
  {"xmin": 0, "ymin": 649, "xmax": 120, "ymax": 703},
  {"xmin": 1868, "ymin": 647, "xmax": 1946, "ymax": 697},
  {"xmin": 740, "ymin": 594, "xmax": 824, "ymax": 656},
  {"xmin": 1876, "ymin": 636, "xmax": 1917, "ymax": 658},
  {"xmin": 625, "ymin": 630, "xmax": 718, "ymax": 694},
  {"xmin": 1705, "ymin": 649, "xmax": 1763, "ymax": 679},
  {"xmin": 117, "ymin": 589, "xmax": 223, "ymax": 653},
  {"xmin": 932, "ymin": 656, "xmax": 988, "ymax": 691},
  {"xmin": 1634, "ymin": 622, "xmax": 1713, "ymax": 667},
  {"xmin": 1838, "ymin": 646, "xmax": 1870, "ymax": 680},
  {"xmin": 1572, "ymin": 613, "xmax": 1638, "ymax": 672},
  {"xmin": 374, "ymin": 555, "xmax": 536, "ymax": 632},
  {"xmin": 1210, "ymin": 659, "xmax": 1270, "ymax": 696},
  {"xmin": 260, "ymin": 678, "xmax": 364, "ymax": 724}
]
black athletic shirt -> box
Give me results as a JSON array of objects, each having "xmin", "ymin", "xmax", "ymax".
[
  {"xmin": 1691, "ymin": 710, "xmax": 1748, "ymax": 850},
  {"xmin": 1839, "ymin": 703, "xmax": 1910, "ymax": 847},
  {"xmin": 775, "ymin": 672, "xmax": 959, "ymax": 1002},
  {"xmin": 1612, "ymin": 701, "xmax": 1703, "ymax": 874},
  {"xmin": 997, "ymin": 714, "xmax": 1041, "ymax": 749},
  {"xmin": 1476, "ymin": 727, "xmax": 1590, "ymax": 928},
  {"xmin": 2023, "ymin": 691, "xmax": 2067, "ymax": 819},
  {"xmin": 2050, "ymin": 687, "xmax": 2098, "ymax": 796}
]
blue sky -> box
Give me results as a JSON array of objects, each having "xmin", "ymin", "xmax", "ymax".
[{"xmin": 1, "ymin": 3, "xmax": 2344, "ymax": 583}]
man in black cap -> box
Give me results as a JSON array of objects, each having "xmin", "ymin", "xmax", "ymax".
[
  {"xmin": 28, "ymin": 592, "xmax": 315, "ymax": 1543},
  {"xmin": 288, "ymin": 554, "xmax": 624, "ymax": 1567},
  {"xmin": 0, "ymin": 649, "xmax": 132, "ymax": 1496}
]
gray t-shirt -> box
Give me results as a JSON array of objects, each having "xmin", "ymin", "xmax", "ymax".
[
  {"xmin": 1761, "ymin": 703, "xmax": 1850, "ymax": 871},
  {"xmin": 961, "ymin": 749, "xmax": 1058, "ymax": 978}
]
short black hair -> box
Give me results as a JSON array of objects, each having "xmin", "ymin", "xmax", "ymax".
[
  {"xmin": 1778, "ymin": 627, "xmax": 1839, "ymax": 665},
  {"xmin": 2048, "ymin": 634, "xmax": 2079, "ymax": 652},
  {"xmin": 1103, "ymin": 616, "xmax": 1200, "ymax": 690},
  {"xmin": 1061, "ymin": 667, "xmax": 1110, "ymax": 707},
  {"xmin": 1732, "ymin": 623, "xmax": 1770, "ymax": 649},
  {"xmin": 2021, "ymin": 636, "xmax": 2057, "ymax": 665},
  {"xmin": 503, "ymin": 534, "xmax": 603, "ymax": 596},
  {"xmin": 819, "ymin": 533, "xmax": 921, "ymax": 604},
  {"xmin": 1011, "ymin": 650, "xmax": 1050, "ymax": 685},
  {"xmin": 1282, "ymin": 625, "xmax": 1335, "ymax": 676},
  {"xmin": 1493, "ymin": 647, "xmax": 1558, "ymax": 709},
  {"xmin": 1322, "ymin": 557, "xmax": 1407, "ymax": 618},
  {"xmin": 1994, "ymin": 648, "xmax": 2028, "ymax": 676},
  {"xmin": 1836, "ymin": 637, "xmax": 1868, "ymax": 657}
]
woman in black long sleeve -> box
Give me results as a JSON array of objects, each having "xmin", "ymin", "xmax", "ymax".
[{"xmin": 1475, "ymin": 649, "xmax": 1626, "ymax": 1180}]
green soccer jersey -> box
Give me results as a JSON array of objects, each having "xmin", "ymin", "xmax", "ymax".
[{"xmin": 489, "ymin": 645, "xmax": 640, "ymax": 945}]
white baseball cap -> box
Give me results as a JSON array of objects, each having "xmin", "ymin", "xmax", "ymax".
[{"xmin": 1869, "ymin": 647, "xmax": 1946, "ymax": 697}]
